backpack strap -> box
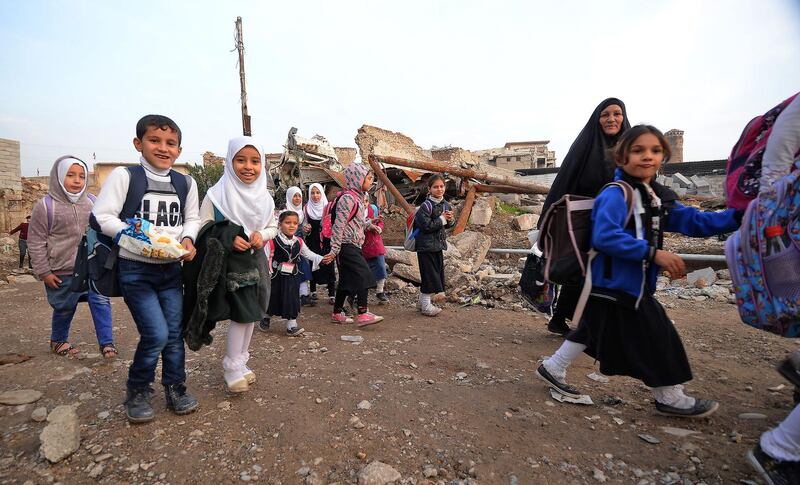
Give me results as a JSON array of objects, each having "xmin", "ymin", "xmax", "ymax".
[
  {"xmin": 87, "ymin": 193, "xmax": 97, "ymax": 203},
  {"xmin": 570, "ymin": 181, "xmax": 638, "ymax": 326},
  {"xmin": 120, "ymin": 165, "xmax": 148, "ymax": 220},
  {"xmin": 169, "ymin": 170, "xmax": 189, "ymax": 212}
]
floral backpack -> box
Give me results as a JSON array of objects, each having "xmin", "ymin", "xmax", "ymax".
[{"xmin": 726, "ymin": 159, "xmax": 800, "ymax": 337}]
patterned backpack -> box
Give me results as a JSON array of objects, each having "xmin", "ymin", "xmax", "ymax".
[
  {"xmin": 725, "ymin": 93, "xmax": 799, "ymax": 211},
  {"xmin": 726, "ymin": 159, "xmax": 800, "ymax": 337}
]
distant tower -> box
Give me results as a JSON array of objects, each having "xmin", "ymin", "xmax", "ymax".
[{"xmin": 664, "ymin": 129, "xmax": 684, "ymax": 163}]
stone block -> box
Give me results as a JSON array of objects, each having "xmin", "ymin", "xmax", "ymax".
[
  {"xmin": 469, "ymin": 197, "xmax": 492, "ymax": 226},
  {"xmin": 512, "ymin": 213, "xmax": 539, "ymax": 231},
  {"xmin": 687, "ymin": 267, "xmax": 717, "ymax": 288},
  {"xmin": 449, "ymin": 231, "xmax": 491, "ymax": 273},
  {"xmin": 40, "ymin": 405, "xmax": 80, "ymax": 463},
  {"xmin": 672, "ymin": 173, "xmax": 692, "ymax": 188},
  {"xmin": 392, "ymin": 263, "xmax": 420, "ymax": 284}
]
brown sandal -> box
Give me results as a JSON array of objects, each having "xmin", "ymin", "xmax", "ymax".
[
  {"xmin": 50, "ymin": 341, "xmax": 79, "ymax": 357},
  {"xmin": 100, "ymin": 343, "xmax": 117, "ymax": 360}
]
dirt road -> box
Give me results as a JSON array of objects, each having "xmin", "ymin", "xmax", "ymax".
[{"xmin": 0, "ymin": 280, "xmax": 795, "ymax": 484}]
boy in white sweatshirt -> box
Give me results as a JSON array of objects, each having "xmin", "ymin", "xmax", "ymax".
[{"xmin": 92, "ymin": 114, "xmax": 201, "ymax": 423}]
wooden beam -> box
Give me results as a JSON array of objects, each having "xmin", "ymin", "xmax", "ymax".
[
  {"xmin": 452, "ymin": 185, "xmax": 476, "ymax": 236},
  {"xmin": 366, "ymin": 156, "xmax": 414, "ymax": 215}
]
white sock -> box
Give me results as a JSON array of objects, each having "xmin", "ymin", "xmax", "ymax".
[
  {"xmin": 287, "ymin": 319, "xmax": 298, "ymax": 330},
  {"xmin": 652, "ymin": 385, "xmax": 696, "ymax": 409},
  {"xmin": 542, "ymin": 340, "xmax": 587, "ymax": 381},
  {"xmin": 223, "ymin": 324, "xmax": 247, "ymax": 383},
  {"xmin": 761, "ymin": 403, "xmax": 800, "ymax": 462},
  {"xmin": 419, "ymin": 293, "xmax": 431, "ymax": 309},
  {"xmin": 300, "ymin": 281, "xmax": 310, "ymax": 296},
  {"xmin": 240, "ymin": 322, "xmax": 255, "ymax": 372},
  {"xmin": 376, "ymin": 279, "xmax": 385, "ymax": 293}
]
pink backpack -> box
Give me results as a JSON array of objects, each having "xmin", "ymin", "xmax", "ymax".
[
  {"xmin": 726, "ymin": 93, "xmax": 800, "ymax": 210},
  {"xmin": 321, "ymin": 189, "xmax": 359, "ymax": 239}
]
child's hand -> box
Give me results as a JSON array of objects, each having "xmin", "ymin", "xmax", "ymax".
[
  {"xmin": 321, "ymin": 253, "xmax": 335, "ymax": 265},
  {"xmin": 444, "ymin": 210, "xmax": 454, "ymax": 222},
  {"xmin": 654, "ymin": 249, "xmax": 686, "ymax": 279},
  {"xmin": 233, "ymin": 235, "xmax": 251, "ymax": 252},
  {"xmin": 180, "ymin": 238, "xmax": 197, "ymax": 261},
  {"xmin": 43, "ymin": 273, "xmax": 62, "ymax": 289},
  {"xmin": 249, "ymin": 231, "xmax": 264, "ymax": 250}
]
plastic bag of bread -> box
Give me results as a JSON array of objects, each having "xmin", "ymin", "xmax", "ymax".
[{"xmin": 117, "ymin": 218, "xmax": 189, "ymax": 260}]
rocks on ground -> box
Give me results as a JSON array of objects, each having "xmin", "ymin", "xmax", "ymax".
[{"xmin": 39, "ymin": 404, "xmax": 81, "ymax": 463}]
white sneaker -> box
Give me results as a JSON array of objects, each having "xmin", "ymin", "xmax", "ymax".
[{"xmin": 421, "ymin": 305, "xmax": 442, "ymax": 317}]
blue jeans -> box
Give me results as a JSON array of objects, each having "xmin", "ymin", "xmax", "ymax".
[
  {"xmin": 46, "ymin": 274, "xmax": 113, "ymax": 345},
  {"xmin": 118, "ymin": 259, "xmax": 186, "ymax": 390}
]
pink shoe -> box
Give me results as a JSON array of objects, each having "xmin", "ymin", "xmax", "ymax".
[
  {"xmin": 331, "ymin": 312, "xmax": 353, "ymax": 324},
  {"xmin": 356, "ymin": 312, "xmax": 384, "ymax": 327}
]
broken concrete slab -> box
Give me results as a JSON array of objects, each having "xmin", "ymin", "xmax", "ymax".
[
  {"xmin": 355, "ymin": 125, "xmax": 430, "ymax": 173},
  {"xmin": 40, "ymin": 405, "xmax": 80, "ymax": 463},
  {"xmin": 357, "ymin": 460, "xmax": 402, "ymax": 485},
  {"xmin": 392, "ymin": 263, "xmax": 421, "ymax": 284},
  {"xmin": 449, "ymin": 231, "xmax": 492, "ymax": 273},
  {"xmin": 512, "ymin": 213, "xmax": 539, "ymax": 231},
  {"xmin": 688, "ymin": 267, "xmax": 717, "ymax": 288},
  {"xmin": 469, "ymin": 197, "xmax": 492, "ymax": 226},
  {"xmin": 672, "ymin": 173, "xmax": 692, "ymax": 188}
]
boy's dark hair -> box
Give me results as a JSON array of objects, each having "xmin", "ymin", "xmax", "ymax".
[
  {"xmin": 279, "ymin": 210, "xmax": 299, "ymax": 223},
  {"xmin": 427, "ymin": 174, "xmax": 446, "ymax": 188},
  {"xmin": 614, "ymin": 124, "xmax": 672, "ymax": 165},
  {"xmin": 136, "ymin": 114, "xmax": 182, "ymax": 145}
]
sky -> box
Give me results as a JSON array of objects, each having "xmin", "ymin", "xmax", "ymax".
[{"xmin": 1, "ymin": 0, "xmax": 799, "ymax": 176}]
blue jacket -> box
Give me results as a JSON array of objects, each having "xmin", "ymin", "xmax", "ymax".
[{"xmin": 590, "ymin": 174, "xmax": 739, "ymax": 306}]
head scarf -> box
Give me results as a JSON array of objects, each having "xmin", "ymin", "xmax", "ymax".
[
  {"xmin": 284, "ymin": 186, "xmax": 304, "ymax": 224},
  {"xmin": 207, "ymin": 136, "xmax": 274, "ymax": 235},
  {"xmin": 541, "ymin": 98, "xmax": 631, "ymax": 216},
  {"xmin": 49, "ymin": 156, "xmax": 88, "ymax": 204},
  {"xmin": 305, "ymin": 183, "xmax": 328, "ymax": 221},
  {"xmin": 344, "ymin": 161, "xmax": 370, "ymax": 194}
]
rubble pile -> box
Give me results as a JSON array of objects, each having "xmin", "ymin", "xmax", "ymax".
[
  {"xmin": 355, "ymin": 125, "xmax": 431, "ymax": 167},
  {"xmin": 656, "ymin": 172, "xmax": 713, "ymax": 197}
]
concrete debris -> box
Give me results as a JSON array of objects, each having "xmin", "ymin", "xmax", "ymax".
[
  {"xmin": 0, "ymin": 389, "xmax": 43, "ymax": 405},
  {"xmin": 687, "ymin": 267, "xmax": 717, "ymax": 288},
  {"xmin": 468, "ymin": 197, "xmax": 492, "ymax": 226},
  {"xmin": 357, "ymin": 460, "xmax": 402, "ymax": 485},
  {"xmin": 656, "ymin": 172, "xmax": 713, "ymax": 196},
  {"xmin": 40, "ymin": 405, "xmax": 80, "ymax": 463},
  {"xmin": 512, "ymin": 213, "xmax": 539, "ymax": 231}
]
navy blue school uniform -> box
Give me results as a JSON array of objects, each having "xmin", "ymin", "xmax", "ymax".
[
  {"xmin": 267, "ymin": 235, "xmax": 321, "ymax": 319},
  {"xmin": 567, "ymin": 171, "xmax": 740, "ymax": 387}
]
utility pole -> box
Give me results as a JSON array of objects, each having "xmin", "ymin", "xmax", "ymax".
[{"xmin": 235, "ymin": 16, "xmax": 251, "ymax": 136}]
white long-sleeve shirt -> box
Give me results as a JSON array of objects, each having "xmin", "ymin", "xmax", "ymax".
[
  {"xmin": 92, "ymin": 164, "xmax": 201, "ymax": 263},
  {"xmin": 198, "ymin": 196, "xmax": 279, "ymax": 241},
  {"xmin": 761, "ymin": 95, "xmax": 800, "ymax": 189}
]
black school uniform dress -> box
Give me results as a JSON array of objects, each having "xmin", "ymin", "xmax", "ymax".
[
  {"xmin": 267, "ymin": 235, "xmax": 306, "ymax": 320},
  {"xmin": 306, "ymin": 217, "xmax": 335, "ymax": 293},
  {"xmin": 568, "ymin": 178, "xmax": 690, "ymax": 387}
]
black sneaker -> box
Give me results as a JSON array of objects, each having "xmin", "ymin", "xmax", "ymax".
[
  {"xmin": 258, "ymin": 317, "xmax": 270, "ymax": 332},
  {"xmin": 125, "ymin": 387, "xmax": 155, "ymax": 423},
  {"xmin": 777, "ymin": 351, "xmax": 800, "ymax": 388},
  {"xmin": 164, "ymin": 383, "xmax": 199, "ymax": 415},
  {"xmin": 301, "ymin": 295, "xmax": 316, "ymax": 307},
  {"xmin": 547, "ymin": 316, "xmax": 571, "ymax": 336},
  {"xmin": 654, "ymin": 398, "xmax": 719, "ymax": 418},
  {"xmin": 536, "ymin": 364, "xmax": 581, "ymax": 398},
  {"xmin": 286, "ymin": 326, "xmax": 305, "ymax": 337},
  {"xmin": 310, "ymin": 293, "xmax": 319, "ymax": 302},
  {"xmin": 748, "ymin": 443, "xmax": 800, "ymax": 485},
  {"xmin": 376, "ymin": 292, "xmax": 389, "ymax": 304}
]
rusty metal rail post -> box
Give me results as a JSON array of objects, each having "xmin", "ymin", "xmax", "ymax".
[
  {"xmin": 452, "ymin": 185, "xmax": 476, "ymax": 236},
  {"xmin": 367, "ymin": 156, "xmax": 414, "ymax": 215}
]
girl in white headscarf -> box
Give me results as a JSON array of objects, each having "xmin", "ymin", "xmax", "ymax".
[
  {"xmin": 283, "ymin": 186, "xmax": 314, "ymax": 305},
  {"xmin": 302, "ymin": 183, "xmax": 336, "ymax": 304},
  {"xmin": 197, "ymin": 136, "xmax": 278, "ymax": 393}
]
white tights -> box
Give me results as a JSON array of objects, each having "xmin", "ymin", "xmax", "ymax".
[
  {"xmin": 543, "ymin": 340, "xmax": 696, "ymax": 410},
  {"xmin": 223, "ymin": 322, "xmax": 255, "ymax": 383},
  {"xmin": 761, "ymin": 403, "xmax": 800, "ymax": 462}
]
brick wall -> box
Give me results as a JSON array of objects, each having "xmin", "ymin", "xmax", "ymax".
[{"xmin": 0, "ymin": 138, "xmax": 22, "ymax": 193}]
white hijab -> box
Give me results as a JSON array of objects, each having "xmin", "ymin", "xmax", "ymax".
[
  {"xmin": 285, "ymin": 186, "xmax": 304, "ymax": 224},
  {"xmin": 305, "ymin": 183, "xmax": 328, "ymax": 221},
  {"xmin": 57, "ymin": 157, "xmax": 88, "ymax": 203},
  {"xmin": 207, "ymin": 136, "xmax": 274, "ymax": 235}
]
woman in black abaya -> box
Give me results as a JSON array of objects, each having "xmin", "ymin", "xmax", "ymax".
[{"xmin": 530, "ymin": 98, "xmax": 631, "ymax": 335}]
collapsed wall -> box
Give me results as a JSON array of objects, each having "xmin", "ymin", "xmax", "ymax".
[{"xmin": 354, "ymin": 125, "xmax": 431, "ymax": 165}]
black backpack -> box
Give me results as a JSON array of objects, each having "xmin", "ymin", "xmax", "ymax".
[{"xmin": 72, "ymin": 165, "xmax": 188, "ymax": 297}]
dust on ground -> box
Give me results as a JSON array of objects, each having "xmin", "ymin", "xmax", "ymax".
[{"xmin": 0, "ymin": 279, "xmax": 795, "ymax": 484}]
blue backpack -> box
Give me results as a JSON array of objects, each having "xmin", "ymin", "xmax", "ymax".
[{"xmin": 726, "ymin": 159, "xmax": 800, "ymax": 337}]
